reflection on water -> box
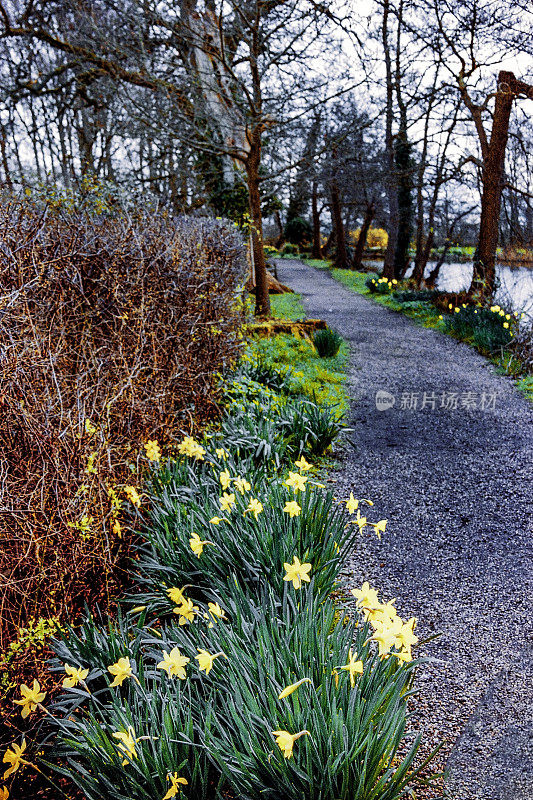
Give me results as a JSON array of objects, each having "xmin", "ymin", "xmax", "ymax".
[{"xmin": 365, "ymin": 261, "xmax": 533, "ymax": 321}]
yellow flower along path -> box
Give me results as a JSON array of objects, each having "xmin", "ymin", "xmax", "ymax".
[{"xmin": 3, "ymin": 376, "xmax": 442, "ymax": 799}]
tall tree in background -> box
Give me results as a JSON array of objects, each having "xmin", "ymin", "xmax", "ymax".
[{"xmin": 0, "ymin": 0, "xmax": 344, "ymax": 316}]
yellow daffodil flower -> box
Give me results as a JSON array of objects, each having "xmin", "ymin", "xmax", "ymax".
[
  {"xmin": 112, "ymin": 726, "xmax": 138, "ymax": 766},
  {"xmin": 283, "ymin": 556, "xmax": 312, "ymax": 589},
  {"xmin": 369, "ymin": 618, "xmax": 403, "ymax": 658},
  {"xmin": 345, "ymin": 493, "xmax": 358, "ymax": 514},
  {"xmin": 340, "ymin": 649, "xmax": 364, "ymax": 687},
  {"xmin": 173, "ymin": 598, "xmax": 199, "ymax": 625},
  {"xmin": 157, "ymin": 647, "xmax": 190, "ymax": 679},
  {"xmin": 234, "ymin": 476, "xmax": 251, "ymax": 494},
  {"xmin": 144, "ymin": 439, "xmax": 162, "ymax": 462},
  {"xmin": 209, "ymin": 516, "xmax": 223, "ymax": 525},
  {"xmin": 285, "ymin": 471, "xmax": 308, "ymax": 493},
  {"xmin": 0, "ymin": 785, "xmax": 8, "ymax": 799},
  {"xmin": 62, "ymin": 664, "xmax": 89, "ymax": 689},
  {"xmin": 372, "ymin": 519, "xmax": 387, "ymax": 539},
  {"xmin": 108, "ymin": 657, "xmax": 133, "ymax": 687},
  {"xmin": 294, "ymin": 456, "xmax": 312, "ymax": 471},
  {"xmin": 353, "ymin": 510, "xmax": 367, "ymax": 532},
  {"xmin": 395, "ymin": 618, "xmax": 418, "ymax": 651},
  {"xmin": 14, "ymin": 680, "xmax": 46, "ymax": 719},
  {"xmin": 167, "ymin": 586, "xmax": 186, "ymax": 605},
  {"xmin": 3, "ymin": 741, "xmax": 27, "ymax": 779},
  {"xmin": 124, "ymin": 486, "xmax": 141, "ymax": 507},
  {"xmin": 351, "ymin": 581, "xmax": 380, "ymax": 610},
  {"xmin": 283, "ymin": 500, "xmax": 301, "ymax": 517},
  {"xmin": 278, "ymin": 677, "xmax": 312, "ymax": 699},
  {"xmin": 219, "ymin": 469, "xmax": 231, "ymax": 490},
  {"xmin": 245, "ymin": 498, "xmax": 263, "ymax": 519},
  {"xmin": 215, "ymin": 447, "xmax": 228, "ymax": 460},
  {"xmin": 189, "ymin": 532, "xmax": 213, "ymax": 558},
  {"xmin": 163, "ymin": 773, "xmax": 188, "ymax": 799},
  {"xmin": 272, "ymin": 729, "xmax": 309, "ymax": 759},
  {"xmin": 207, "ymin": 602, "xmax": 225, "ymax": 622},
  {"xmin": 195, "ymin": 649, "xmax": 225, "ymax": 675},
  {"xmin": 219, "ymin": 492, "xmax": 236, "ymax": 512},
  {"xmin": 177, "ymin": 436, "xmax": 206, "ymax": 460}
]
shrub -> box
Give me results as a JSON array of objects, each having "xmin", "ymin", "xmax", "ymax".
[
  {"xmin": 366, "ymin": 276, "xmax": 397, "ymax": 294},
  {"xmin": 0, "ymin": 199, "xmax": 246, "ymax": 651},
  {"xmin": 313, "ymin": 327, "xmax": 343, "ymax": 358},
  {"xmin": 393, "ymin": 289, "xmax": 443, "ymax": 303},
  {"xmin": 281, "ymin": 242, "xmax": 299, "ymax": 256},
  {"xmin": 443, "ymin": 304, "xmax": 516, "ymax": 352},
  {"xmin": 284, "ymin": 216, "xmax": 312, "ymax": 246}
]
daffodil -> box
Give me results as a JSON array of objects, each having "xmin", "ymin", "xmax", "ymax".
[
  {"xmin": 245, "ymin": 497, "xmax": 263, "ymax": 519},
  {"xmin": 157, "ymin": 647, "xmax": 190, "ymax": 679},
  {"xmin": 112, "ymin": 726, "xmax": 138, "ymax": 766},
  {"xmin": 108, "ymin": 657, "xmax": 133, "ymax": 687},
  {"xmin": 283, "ymin": 500, "xmax": 301, "ymax": 517},
  {"xmin": 219, "ymin": 469, "xmax": 231, "ymax": 490},
  {"xmin": 372, "ymin": 519, "xmax": 387, "ymax": 539},
  {"xmin": 294, "ymin": 455, "xmax": 312, "ymax": 471},
  {"xmin": 14, "ymin": 680, "xmax": 46, "ymax": 718},
  {"xmin": 369, "ymin": 618, "xmax": 403, "ymax": 658},
  {"xmin": 340, "ymin": 649, "xmax": 364, "ymax": 687},
  {"xmin": 163, "ymin": 773, "xmax": 188, "ymax": 799},
  {"xmin": 215, "ymin": 447, "xmax": 228, "ymax": 460},
  {"xmin": 272, "ymin": 729, "xmax": 309, "ymax": 759},
  {"xmin": 177, "ymin": 436, "xmax": 206, "ymax": 460},
  {"xmin": 207, "ymin": 602, "xmax": 225, "ymax": 622},
  {"xmin": 62, "ymin": 664, "xmax": 89, "ymax": 689},
  {"xmin": 219, "ymin": 492, "xmax": 236, "ymax": 512},
  {"xmin": 189, "ymin": 532, "xmax": 213, "ymax": 558},
  {"xmin": 195, "ymin": 648, "xmax": 225, "ymax": 675},
  {"xmin": 167, "ymin": 586, "xmax": 186, "ymax": 605},
  {"xmin": 285, "ymin": 471, "xmax": 308, "ymax": 492},
  {"xmin": 345, "ymin": 493, "xmax": 358, "ymax": 514},
  {"xmin": 145, "ymin": 439, "xmax": 162, "ymax": 461},
  {"xmin": 283, "ymin": 556, "xmax": 312, "ymax": 589},
  {"xmin": 352, "ymin": 510, "xmax": 367, "ymax": 531},
  {"xmin": 3, "ymin": 741, "xmax": 27, "ymax": 780},
  {"xmin": 395, "ymin": 617, "xmax": 419, "ymax": 651},
  {"xmin": 278, "ymin": 677, "xmax": 312, "ymax": 699},
  {"xmin": 209, "ymin": 516, "xmax": 223, "ymax": 525},
  {"xmin": 234, "ymin": 476, "xmax": 251, "ymax": 494},
  {"xmin": 124, "ymin": 486, "xmax": 141, "ymax": 507},
  {"xmin": 0, "ymin": 785, "xmax": 8, "ymax": 799},
  {"xmin": 351, "ymin": 581, "xmax": 380, "ymax": 610},
  {"xmin": 174, "ymin": 598, "xmax": 199, "ymax": 625}
]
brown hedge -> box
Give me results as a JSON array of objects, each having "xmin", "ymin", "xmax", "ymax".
[{"xmin": 0, "ymin": 201, "xmax": 246, "ymax": 655}]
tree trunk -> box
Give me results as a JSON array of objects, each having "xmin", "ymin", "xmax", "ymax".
[
  {"xmin": 311, "ymin": 179, "xmax": 322, "ymax": 258},
  {"xmin": 352, "ymin": 201, "xmax": 375, "ymax": 270},
  {"xmin": 246, "ymin": 138, "xmax": 270, "ymax": 317},
  {"xmin": 330, "ymin": 176, "xmax": 349, "ymax": 269},
  {"xmin": 382, "ymin": 0, "xmax": 398, "ymax": 279},
  {"xmin": 470, "ymin": 71, "xmax": 533, "ymax": 299}
]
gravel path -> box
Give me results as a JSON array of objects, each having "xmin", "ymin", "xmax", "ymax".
[{"xmin": 275, "ymin": 259, "xmax": 533, "ymax": 800}]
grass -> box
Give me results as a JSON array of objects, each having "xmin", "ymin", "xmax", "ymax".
[
  {"xmin": 270, "ymin": 293, "xmax": 307, "ymax": 320},
  {"xmin": 516, "ymin": 375, "xmax": 533, "ymax": 401},
  {"xmin": 332, "ymin": 269, "xmax": 443, "ymax": 328}
]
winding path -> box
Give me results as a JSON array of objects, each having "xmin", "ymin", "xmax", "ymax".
[{"xmin": 275, "ymin": 259, "xmax": 533, "ymax": 800}]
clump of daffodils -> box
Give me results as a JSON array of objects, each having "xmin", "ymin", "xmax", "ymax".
[{"xmin": 351, "ymin": 582, "xmax": 418, "ymax": 662}]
